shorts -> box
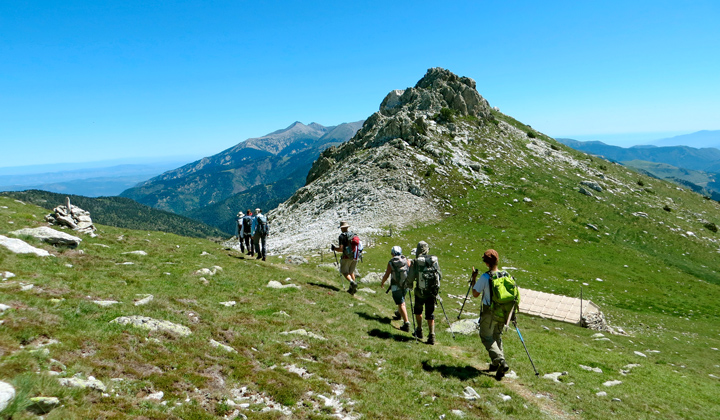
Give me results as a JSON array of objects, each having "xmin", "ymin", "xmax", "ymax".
[
  {"xmin": 340, "ymin": 258, "xmax": 358, "ymax": 276},
  {"xmin": 413, "ymin": 292, "xmax": 436, "ymax": 320},
  {"xmin": 391, "ymin": 288, "xmax": 407, "ymax": 305}
]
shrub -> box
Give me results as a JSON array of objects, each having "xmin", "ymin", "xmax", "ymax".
[
  {"xmin": 527, "ymin": 131, "xmax": 537, "ymax": 139},
  {"xmin": 550, "ymin": 144, "xmax": 559, "ymax": 150},
  {"xmin": 704, "ymin": 222, "xmax": 718, "ymax": 233},
  {"xmin": 599, "ymin": 164, "xmax": 608, "ymax": 171},
  {"xmin": 637, "ymin": 180, "xmax": 645, "ymax": 187},
  {"xmin": 435, "ymin": 107, "xmax": 455, "ymax": 124},
  {"xmin": 663, "ymin": 205, "xmax": 672, "ymax": 212}
]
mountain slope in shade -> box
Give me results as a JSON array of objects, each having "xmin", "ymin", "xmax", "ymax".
[{"xmin": 120, "ymin": 121, "xmax": 362, "ymax": 215}]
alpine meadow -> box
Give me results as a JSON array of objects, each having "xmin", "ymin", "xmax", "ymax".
[{"xmin": 1, "ymin": 68, "xmax": 719, "ymax": 420}]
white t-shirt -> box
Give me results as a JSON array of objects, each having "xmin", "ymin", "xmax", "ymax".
[{"xmin": 472, "ymin": 272, "xmax": 492, "ymax": 306}]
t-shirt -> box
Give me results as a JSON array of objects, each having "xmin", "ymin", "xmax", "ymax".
[{"xmin": 472, "ymin": 272, "xmax": 492, "ymax": 306}]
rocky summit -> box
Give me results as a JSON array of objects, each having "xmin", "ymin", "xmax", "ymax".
[{"xmin": 269, "ymin": 68, "xmax": 525, "ymax": 254}]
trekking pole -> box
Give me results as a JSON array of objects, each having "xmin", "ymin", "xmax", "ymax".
[
  {"xmin": 332, "ymin": 250, "xmax": 344, "ymax": 288},
  {"xmin": 408, "ymin": 289, "xmax": 418, "ymax": 344},
  {"xmin": 436, "ymin": 296, "xmax": 456, "ymax": 340},
  {"xmin": 457, "ymin": 270, "xmax": 476, "ymax": 319},
  {"xmin": 513, "ymin": 319, "xmax": 539, "ymax": 376}
]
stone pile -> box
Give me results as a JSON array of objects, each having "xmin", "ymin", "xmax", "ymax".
[{"xmin": 45, "ymin": 197, "xmax": 96, "ymax": 236}]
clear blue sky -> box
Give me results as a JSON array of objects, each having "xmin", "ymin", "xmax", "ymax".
[{"xmin": 2, "ymin": 1, "xmax": 718, "ymax": 167}]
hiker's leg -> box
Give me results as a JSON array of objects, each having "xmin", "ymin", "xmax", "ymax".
[
  {"xmin": 392, "ymin": 289, "xmax": 409, "ymax": 323},
  {"xmin": 492, "ymin": 319, "xmax": 505, "ymax": 357},
  {"xmin": 260, "ymin": 235, "xmax": 267, "ymax": 259},
  {"xmin": 479, "ymin": 309, "xmax": 504, "ymax": 365},
  {"xmin": 348, "ymin": 259, "xmax": 358, "ymax": 282},
  {"xmin": 425, "ymin": 299, "xmax": 435, "ymax": 334}
]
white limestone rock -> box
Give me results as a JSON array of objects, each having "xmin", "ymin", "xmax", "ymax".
[
  {"xmin": 110, "ymin": 316, "xmax": 191, "ymax": 336},
  {"xmin": 209, "ymin": 339, "xmax": 237, "ymax": 353},
  {"xmin": 134, "ymin": 294, "xmax": 154, "ymax": 306},
  {"xmin": 10, "ymin": 226, "xmax": 82, "ymax": 247},
  {"xmin": 27, "ymin": 396, "xmax": 60, "ymax": 414},
  {"xmin": 267, "ymin": 280, "xmax": 301, "ymax": 290},
  {"xmin": 0, "ymin": 235, "xmax": 51, "ymax": 256},
  {"xmin": 58, "ymin": 375, "xmax": 106, "ymax": 391},
  {"xmin": 447, "ymin": 318, "xmax": 479, "ymax": 335},
  {"xmin": 0, "ymin": 381, "xmax": 15, "ymax": 411},
  {"xmin": 280, "ymin": 329, "xmax": 326, "ymax": 340}
]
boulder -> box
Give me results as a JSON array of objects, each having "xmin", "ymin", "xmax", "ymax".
[
  {"xmin": 58, "ymin": 375, "xmax": 106, "ymax": 391},
  {"xmin": 447, "ymin": 318, "xmax": 479, "ymax": 335},
  {"xmin": 267, "ymin": 280, "xmax": 301, "ymax": 290},
  {"xmin": 285, "ymin": 255, "xmax": 308, "ymax": 265},
  {"xmin": 110, "ymin": 316, "xmax": 191, "ymax": 336},
  {"xmin": 0, "ymin": 381, "xmax": 15, "ymax": 411},
  {"xmin": 0, "ymin": 235, "xmax": 51, "ymax": 256},
  {"xmin": 10, "ymin": 226, "xmax": 81, "ymax": 247},
  {"xmin": 280, "ymin": 329, "xmax": 326, "ymax": 340},
  {"xmin": 580, "ymin": 180, "xmax": 603, "ymax": 192},
  {"xmin": 27, "ymin": 396, "xmax": 60, "ymax": 414}
]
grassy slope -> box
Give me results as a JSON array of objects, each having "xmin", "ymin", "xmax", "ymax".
[
  {"xmin": 0, "ymin": 190, "xmax": 227, "ymax": 239},
  {"xmin": 1, "ymin": 115, "xmax": 719, "ymax": 419}
]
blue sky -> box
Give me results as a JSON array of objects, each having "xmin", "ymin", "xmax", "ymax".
[{"xmin": 2, "ymin": 1, "xmax": 719, "ymax": 168}]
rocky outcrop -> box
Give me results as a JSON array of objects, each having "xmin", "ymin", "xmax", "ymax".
[
  {"xmin": 10, "ymin": 226, "xmax": 82, "ymax": 247},
  {"xmin": 0, "ymin": 235, "xmax": 51, "ymax": 257},
  {"xmin": 45, "ymin": 197, "xmax": 96, "ymax": 236},
  {"xmin": 268, "ymin": 68, "xmax": 501, "ymax": 255}
]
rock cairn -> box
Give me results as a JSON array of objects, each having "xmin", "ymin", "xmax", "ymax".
[{"xmin": 45, "ymin": 197, "xmax": 96, "ymax": 236}]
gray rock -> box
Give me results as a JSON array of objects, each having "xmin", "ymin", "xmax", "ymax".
[
  {"xmin": 0, "ymin": 304, "xmax": 10, "ymax": 312},
  {"xmin": 27, "ymin": 396, "xmax": 60, "ymax": 414},
  {"xmin": 110, "ymin": 316, "xmax": 191, "ymax": 336},
  {"xmin": 267, "ymin": 280, "xmax": 301, "ymax": 290},
  {"xmin": 358, "ymin": 272, "xmax": 382, "ymax": 284},
  {"xmin": 209, "ymin": 339, "xmax": 237, "ymax": 353},
  {"xmin": 134, "ymin": 294, "xmax": 154, "ymax": 306},
  {"xmin": 603, "ymin": 380, "xmax": 622, "ymax": 387},
  {"xmin": 10, "ymin": 226, "xmax": 82, "ymax": 247},
  {"xmin": 0, "ymin": 235, "xmax": 51, "ymax": 256},
  {"xmin": 578, "ymin": 187, "xmax": 594, "ymax": 197},
  {"xmin": 447, "ymin": 318, "xmax": 479, "ymax": 335},
  {"xmin": 0, "ymin": 381, "xmax": 15, "ymax": 411},
  {"xmin": 280, "ymin": 329, "xmax": 326, "ymax": 340},
  {"xmin": 543, "ymin": 372, "xmax": 568, "ymax": 383},
  {"xmin": 580, "ymin": 180, "xmax": 603, "ymax": 192},
  {"xmin": 219, "ymin": 301, "xmax": 236, "ymax": 307},
  {"xmin": 45, "ymin": 200, "xmax": 96, "ymax": 236},
  {"xmin": 93, "ymin": 300, "xmax": 121, "ymax": 307},
  {"xmin": 579, "ymin": 364, "xmax": 603, "ymax": 373},
  {"xmin": 596, "ymin": 391, "xmax": 607, "ymax": 397},
  {"xmin": 285, "ymin": 255, "xmax": 308, "ymax": 265},
  {"xmin": 463, "ymin": 386, "xmax": 481, "ymax": 400},
  {"xmin": 122, "ymin": 250, "xmax": 148, "ymax": 256},
  {"xmin": 1, "ymin": 271, "xmax": 15, "ymax": 280},
  {"xmin": 358, "ymin": 287, "xmax": 376, "ymax": 294},
  {"xmin": 58, "ymin": 375, "xmax": 106, "ymax": 391}
]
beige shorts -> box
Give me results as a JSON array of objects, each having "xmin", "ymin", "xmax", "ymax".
[{"xmin": 340, "ymin": 258, "xmax": 358, "ymax": 275}]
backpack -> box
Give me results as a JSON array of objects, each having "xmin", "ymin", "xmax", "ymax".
[
  {"xmin": 390, "ymin": 255, "xmax": 409, "ymax": 289},
  {"xmin": 488, "ymin": 270, "xmax": 520, "ymax": 321},
  {"xmin": 417, "ymin": 255, "xmax": 440, "ymax": 296},
  {"xmin": 341, "ymin": 232, "xmax": 362, "ymax": 260},
  {"xmin": 256, "ymin": 215, "xmax": 269, "ymax": 236},
  {"xmin": 242, "ymin": 215, "xmax": 253, "ymax": 233}
]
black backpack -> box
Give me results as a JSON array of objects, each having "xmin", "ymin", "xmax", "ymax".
[
  {"xmin": 256, "ymin": 215, "xmax": 269, "ymax": 236},
  {"xmin": 418, "ymin": 255, "xmax": 440, "ymax": 296},
  {"xmin": 242, "ymin": 215, "xmax": 253, "ymax": 232}
]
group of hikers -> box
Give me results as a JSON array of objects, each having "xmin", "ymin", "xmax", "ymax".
[
  {"xmin": 329, "ymin": 221, "xmax": 519, "ymax": 380},
  {"xmin": 235, "ymin": 208, "xmax": 269, "ymax": 261}
]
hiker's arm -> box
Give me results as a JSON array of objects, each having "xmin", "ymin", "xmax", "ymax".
[
  {"xmin": 380, "ymin": 263, "xmax": 392, "ymax": 287},
  {"xmin": 471, "ymin": 273, "xmax": 483, "ymax": 298}
]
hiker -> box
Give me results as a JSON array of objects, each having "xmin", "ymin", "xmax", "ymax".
[
  {"xmin": 251, "ymin": 208, "xmax": 269, "ymax": 261},
  {"xmin": 330, "ymin": 221, "xmax": 361, "ymax": 295},
  {"xmin": 238, "ymin": 209, "xmax": 254, "ymax": 255},
  {"xmin": 380, "ymin": 246, "xmax": 411, "ymax": 332},
  {"xmin": 407, "ymin": 241, "xmax": 442, "ymax": 345},
  {"xmin": 471, "ymin": 249, "xmax": 515, "ymax": 379}
]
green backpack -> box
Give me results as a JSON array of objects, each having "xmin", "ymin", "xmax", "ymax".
[{"xmin": 488, "ymin": 270, "xmax": 520, "ymax": 321}]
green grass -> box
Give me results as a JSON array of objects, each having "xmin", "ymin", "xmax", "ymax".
[{"xmin": 2, "ymin": 121, "xmax": 720, "ymax": 420}]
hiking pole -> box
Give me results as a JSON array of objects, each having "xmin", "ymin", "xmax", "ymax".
[
  {"xmin": 332, "ymin": 249, "xmax": 344, "ymax": 288},
  {"xmin": 512, "ymin": 317, "xmax": 539, "ymax": 376},
  {"xmin": 436, "ymin": 296, "xmax": 456, "ymax": 340},
  {"xmin": 457, "ymin": 270, "xmax": 477, "ymax": 319},
  {"xmin": 408, "ymin": 289, "xmax": 419, "ymax": 344}
]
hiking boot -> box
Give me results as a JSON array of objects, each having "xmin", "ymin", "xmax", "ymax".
[
  {"xmin": 256, "ymin": 255, "xmax": 262, "ymax": 260},
  {"xmin": 348, "ymin": 281, "xmax": 358, "ymax": 295},
  {"xmin": 400, "ymin": 322, "xmax": 410, "ymax": 332},
  {"xmin": 487, "ymin": 363, "xmax": 499, "ymax": 372},
  {"xmin": 412, "ymin": 327, "xmax": 423, "ymax": 340},
  {"xmin": 495, "ymin": 360, "xmax": 510, "ymax": 380},
  {"xmin": 393, "ymin": 310, "xmax": 401, "ymax": 320},
  {"xmin": 262, "ymin": 257, "xmax": 266, "ymax": 261},
  {"xmin": 426, "ymin": 333, "xmax": 436, "ymax": 345}
]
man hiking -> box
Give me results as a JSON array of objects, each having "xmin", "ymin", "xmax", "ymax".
[
  {"xmin": 471, "ymin": 249, "xmax": 516, "ymax": 379},
  {"xmin": 380, "ymin": 246, "xmax": 411, "ymax": 332},
  {"xmin": 407, "ymin": 241, "xmax": 442, "ymax": 345},
  {"xmin": 330, "ymin": 221, "xmax": 360, "ymax": 295},
  {"xmin": 238, "ymin": 209, "xmax": 254, "ymax": 256},
  {"xmin": 251, "ymin": 208, "xmax": 269, "ymax": 261}
]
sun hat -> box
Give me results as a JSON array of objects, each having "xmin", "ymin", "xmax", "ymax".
[
  {"xmin": 391, "ymin": 246, "xmax": 402, "ymax": 256},
  {"xmin": 339, "ymin": 221, "xmax": 350, "ymax": 229}
]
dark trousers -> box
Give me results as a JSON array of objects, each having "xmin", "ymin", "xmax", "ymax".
[
  {"xmin": 240, "ymin": 234, "xmax": 252, "ymax": 254},
  {"xmin": 413, "ymin": 291, "xmax": 436, "ymax": 320},
  {"xmin": 253, "ymin": 233, "xmax": 267, "ymax": 258}
]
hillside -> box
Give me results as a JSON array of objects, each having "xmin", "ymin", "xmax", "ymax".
[
  {"xmin": 120, "ymin": 121, "xmax": 363, "ymax": 216},
  {"xmin": 0, "ymin": 190, "xmax": 226, "ymax": 239},
  {"xmin": 1, "ymin": 68, "xmax": 719, "ymax": 419}
]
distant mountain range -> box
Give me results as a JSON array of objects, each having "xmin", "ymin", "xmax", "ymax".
[
  {"xmin": 650, "ymin": 130, "xmax": 720, "ymax": 149},
  {"xmin": 557, "ymin": 138, "xmax": 720, "ymax": 200},
  {"xmin": 0, "ymin": 160, "xmax": 197, "ymax": 197},
  {"xmin": 120, "ymin": 121, "xmax": 363, "ymax": 234}
]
